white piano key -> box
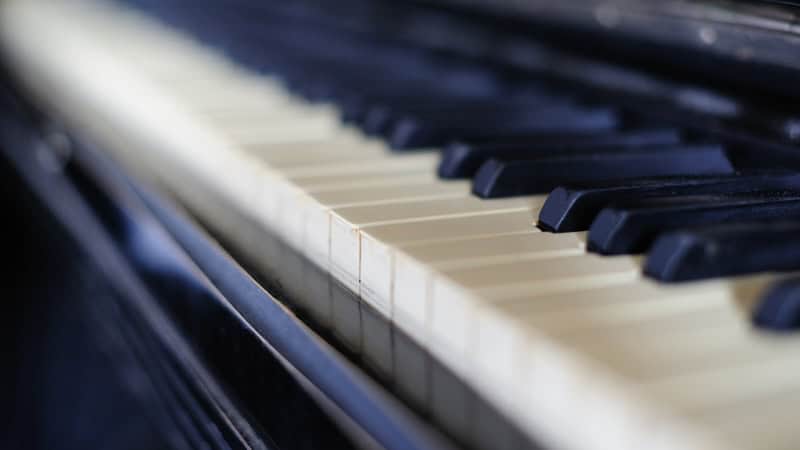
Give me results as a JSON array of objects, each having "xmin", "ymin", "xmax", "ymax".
[
  {"xmin": 360, "ymin": 208, "xmax": 543, "ymax": 313},
  {"xmin": 317, "ymin": 183, "xmax": 473, "ymax": 291},
  {"xmin": 219, "ymin": 117, "xmax": 344, "ymax": 144},
  {"xmin": 393, "ymin": 330, "xmax": 431, "ymax": 413},
  {"xmin": 644, "ymin": 352, "xmax": 800, "ymax": 415},
  {"xmin": 302, "ymin": 258, "xmax": 334, "ymax": 329},
  {"xmin": 304, "ymin": 177, "xmax": 452, "ymax": 267},
  {"xmin": 509, "ymin": 323, "xmax": 721, "ymax": 450},
  {"xmin": 391, "ymin": 231, "xmax": 586, "ymax": 336},
  {"xmin": 293, "ymin": 171, "xmax": 438, "ymax": 192},
  {"xmin": 275, "ymin": 176, "xmax": 460, "ymax": 249},
  {"xmin": 311, "ymin": 181, "xmax": 470, "ymax": 207},
  {"xmin": 332, "ymin": 196, "xmax": 535, "ymax": 310},
  {"xmin": 361, "ymin": 305, "xmax": 394, "ymax": 381},
  {"xmin": 330, "ymin": 277, "xmax": 364, "ymax": 354},
  {"xmin": 700, "ymin": 390, "xmax": 800, "ymax": 450},
  {"xmin": 428, "ymin": 254, "xmax": 642, "ymax": 374},
  {"xmin": 470, "ymin": 277, "xmax": 755, "ymax": 388},
  {"xmin": 246, "ymin": 141, "xmax": 388, "ymax": 168},
  {"xmin": 574, "ymin": 318, "xmax": 795, "ymax": 380},
  {"xmin": 281, "ymin": 152, "xmax": 439, "ymax": 178},
  {"xmin": 430, "ymin": 358, "xmax": 475, "ymax": 441}
]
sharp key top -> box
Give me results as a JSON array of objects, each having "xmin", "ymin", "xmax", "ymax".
[
  {"xmin": 472, "ymin": 144, "xmax": 734, "ymax": 198},
  {"xmin": 588, "ymin": 194, "xmax": 800, "ymax": 255},
  {"xmin": 753, "ymin": 277, "xmax": 800, "ymax": 331},
  {"xmin": 389, "ymin": 106, "xmax": 620, "ymax": 150},
  {"xmin": 438, "ymin": 127, "xmax": 683, "ymax": 179},
  {"xmin": 645, "ymin": 221, "xmax": 800, "ymax": 282},
  {"xmin": 539, "ymin": 172, "xmax": 800, "ymax": 232}
]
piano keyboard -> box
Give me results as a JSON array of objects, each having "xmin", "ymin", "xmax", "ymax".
[{"xmin": 4, "ymin": 1, "xmax": 800, "ymax": 449}]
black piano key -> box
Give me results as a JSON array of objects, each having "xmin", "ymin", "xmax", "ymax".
[
  {"xmin": 753, "ymin": 278, "xmax": 800, "ymax": 332},
  {"xmin": 389, "ymin": 107, "xmax": 619, "ymax": 150},
  {"xmin": 438, "ymin": 128, "xmax": 683, "ymax": 179},
  {"xmin": 357, "ymin": 97, "xmax": 552, "ymax": 134},
  {"xmin": 645, "ymin": 221, "xmax": 800, "ymax": 282},
  {"xmin": 538, "ymin": 172, "xmax": 800, "ymax": 232},
  {"xmin": 472, "ymin": 144, "xmax": 734, "ymax": 198},
  {"xmin": 360, "ymin": 95, "xmax": 571, "ymax": 136},
  {"xmin": 587, "ymin": 194, "xmax": 800, "ymax": 255}
]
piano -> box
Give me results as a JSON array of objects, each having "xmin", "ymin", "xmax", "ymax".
[{"xmin": 3, "ymin": 0, "xmax": 800, "ymax": 449}]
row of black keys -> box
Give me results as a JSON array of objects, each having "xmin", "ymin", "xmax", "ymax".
[{"xmin": 133, "ymin": 0, "xmax": 800, "ymax": 330}]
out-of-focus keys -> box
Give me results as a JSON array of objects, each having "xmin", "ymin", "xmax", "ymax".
[
  {"xmin": 754, "ymin": 278, "xmax": 800, "ymax": 331},
  {"xmin": 438, "ymin": 128, "xmax": 683, "ymax": 179},
  {"xmin": 645, "ymin": 221, "xmax": 800, "ymax": 282},
  {"xmin": 360, "ymin": 96, "xmax": 572, "ymax": 137},
  {"xmin": 389, "ymin": 106, "xmax": 619, "ymax": 149}
]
